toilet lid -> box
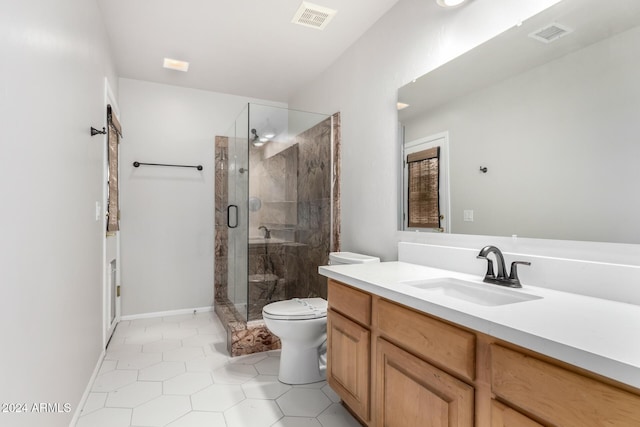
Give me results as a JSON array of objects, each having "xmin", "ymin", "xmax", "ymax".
[{"xmin": 262, "ymin": 298, "xmax": 327, "ymax": 320}]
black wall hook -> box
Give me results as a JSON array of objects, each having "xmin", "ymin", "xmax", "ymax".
[
  {"xmin": 91, "ymin": 127, "xmax": 106, "ymax": 136},
  {"xmin": 479, "ymin": 166, "xmax": 488, "ymax": 173}
]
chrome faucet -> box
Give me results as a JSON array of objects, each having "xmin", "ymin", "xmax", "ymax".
[
  {"xmin": 476, "ymin": 245, "xmax": 530, "ymax": 288},
  {"xmin": 258, "ymin": 225, "xmax": 271, "ymax": 239}
]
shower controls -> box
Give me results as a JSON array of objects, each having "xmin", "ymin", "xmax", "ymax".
[{"xmin": 259, "ymin": 226, "xmax": 271, "ymax": 239}]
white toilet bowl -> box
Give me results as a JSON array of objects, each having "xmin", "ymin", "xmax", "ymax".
[
  {"xmin": 263, "ymin": 252, "xmax": 380, "ymax": 385},
  {"xmin": 262, "ymin": 298, "xmax": 328, "ymax": 385}
]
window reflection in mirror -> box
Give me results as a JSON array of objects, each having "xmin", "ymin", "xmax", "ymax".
[{"xmin": 402, "ymin": 133, "xmax": 450, "ymax": 233}]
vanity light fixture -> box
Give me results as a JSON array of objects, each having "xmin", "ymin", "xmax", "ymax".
[
  {"xmin": 397, "ymin": 102, "xmax": 410, "ymax": 110},
  {"xmin": 436, "ymin": 0, "xmax": 467, "ymax": 8},
  {"xmin": 163, "ymin": 58, "xmax": 189, "ymax": 72}
]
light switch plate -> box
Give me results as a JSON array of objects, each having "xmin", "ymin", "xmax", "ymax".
[
  {"xmin": 95, "ymin": 202, "xmax": 101, "ymax": 221},
  {"xmin": 464, "ymin": 210, "xmax": 474, "ymax": 222}
]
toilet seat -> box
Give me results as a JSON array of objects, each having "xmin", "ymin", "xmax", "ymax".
[{"xmin": 263, "ymin": 298, "xmax": 327, "ymax": 320}]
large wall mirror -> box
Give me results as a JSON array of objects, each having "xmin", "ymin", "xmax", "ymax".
[{"xmin": 398, "ymin": 0, "xmax": 640, "ymax": 244}]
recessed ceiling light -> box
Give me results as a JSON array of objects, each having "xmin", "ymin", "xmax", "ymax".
[
  {"xmin": 163, "ymin": 58, "xmax": 189, "ymax": 72},
  {"xmin": 397, "ymin": 102, "xmax": 410, "ymax": 110},
  {"xmin": 436, "ymin": 0, "xmax": 467, "ymax": 8}
]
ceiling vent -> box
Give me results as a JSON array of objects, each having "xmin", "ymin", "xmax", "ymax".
[
  {"xmin": 291, "ymin": 2, "xmax": 337, "ymax": 30},
  {"xmin": 528, "ymin": 23, "xmax": 574, "ymax": 44}
]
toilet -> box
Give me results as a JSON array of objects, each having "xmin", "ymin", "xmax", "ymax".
[{"xmin": 262, "ymin": 251, "xmax": 380, "ymax": 384}]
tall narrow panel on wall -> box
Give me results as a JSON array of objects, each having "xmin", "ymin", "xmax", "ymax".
[
  {"xmin": 331, "ymin": 112, "xmax": 341, "ymax": 252},
  {"xmin": 107, "ymin": 104, "xmax": 122, "ymax": 232}
]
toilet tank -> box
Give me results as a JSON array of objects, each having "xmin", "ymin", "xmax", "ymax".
[{"xmin": 329, "ymin": 251, "xmax": 380, "ymax": 265}]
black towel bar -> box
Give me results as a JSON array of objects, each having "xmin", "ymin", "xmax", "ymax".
[{"xmin": 133, "ymin": 161, "xmax": 203, "ymax": 171}]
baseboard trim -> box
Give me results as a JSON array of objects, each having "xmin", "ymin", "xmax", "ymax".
[
  {"xmin": 120, "ymin": 306, "xmax": 214, "ymax": 321},
  {"xmin": 69, "ymin": 347, "xmax": 106, "ymax": 426}
]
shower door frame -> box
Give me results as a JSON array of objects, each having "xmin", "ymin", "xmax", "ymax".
[{"xmin": 226, "ymin": 105, "xmax": 250, "ymax": 321}]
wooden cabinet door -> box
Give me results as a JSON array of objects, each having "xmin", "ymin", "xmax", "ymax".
[
  {"xmin": 490, "ymin": 400, "xmax": 543, "ymax": 427},
  {"xmin": 375, "ymin": 338, "xmax": 474, "ymax": 427},
  {"xmin": 327, "ymin": 309, "xmax": 370, "ymax": 422}
]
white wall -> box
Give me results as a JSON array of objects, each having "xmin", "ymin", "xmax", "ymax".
[
  {"xmin": 118, "ymin": 78, "xmax": 285, "ymax": 316},
  {"xmin": 0, "ymin": 1, "xmax": 117, "ymax": 426}
]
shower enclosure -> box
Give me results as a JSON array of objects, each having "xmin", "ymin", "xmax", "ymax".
[{"xmin": 215, "ymin": 104, "xmax": 339, "ymax": 354}]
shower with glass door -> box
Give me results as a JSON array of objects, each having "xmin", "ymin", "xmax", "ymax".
[{"xmin": 215, "ymin": 103, "xmax": 338, "ymax": 334}]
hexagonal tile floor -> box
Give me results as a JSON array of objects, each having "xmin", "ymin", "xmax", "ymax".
[{"xmin": 76, "ymin": 311, "xmax": 361, "ymax": 426}]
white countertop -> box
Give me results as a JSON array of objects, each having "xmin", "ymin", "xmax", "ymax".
[{"xmin": 319, "ymin": 261, "xmax": 640, "ymax": 389}]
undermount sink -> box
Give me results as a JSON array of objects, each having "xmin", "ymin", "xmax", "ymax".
[{"xmin": 400, "ymin": 277, "xmax": 542, "ymax": 306}]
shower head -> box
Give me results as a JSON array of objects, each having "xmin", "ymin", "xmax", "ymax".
[{"xmin": 250, "ymin": 128, "xmax": 267, "ymax": 147}]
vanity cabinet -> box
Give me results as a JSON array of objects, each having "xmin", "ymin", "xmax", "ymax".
[
  {"xmin": 328, "ymin": 279, "xmax": 475, "ymax": 426},
  {"xmin": 327, "ymin": 280, "xmax": 372, "ymax": 423},
  {"xmin": 327, "ymin": 279, "xmax": 640, "ymax": 427}
]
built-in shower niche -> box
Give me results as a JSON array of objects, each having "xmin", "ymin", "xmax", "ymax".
[{"xmin": 249, "ymin": 144, "xmax": 298, "ymax": 241}]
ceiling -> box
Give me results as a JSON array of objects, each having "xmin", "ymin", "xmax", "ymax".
[
  {"xmin": 398, "ymin": 0, "xmax": 640, "ymax": 122},
  {"xmin": 97, "ymin": 0, "xmax": 400, "ymax": 102}
]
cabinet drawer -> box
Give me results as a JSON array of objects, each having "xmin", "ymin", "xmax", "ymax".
[
  {"xmin": 375, "ymin": 298, "xmax": 475, "ymax": 381},
  {"xmin": 491, "ymin": 344, "xmax": 640, "ymax": 426},
  {"xmin": 328, "ymin": 279, "xmax": 372, "ymax": 326},
  {"xmin": 490, "ymin": 400, "xmax": 543, "ymax": 427}
]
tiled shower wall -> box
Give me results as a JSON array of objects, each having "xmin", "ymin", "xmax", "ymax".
[
  {"xmin": 292, "ymin": 115, "xmax": 335, "ymax": 300},
  {"xmin": 214, "ymin": 136, "xmax": 229, "ymax": 305},
  {"xmin": 214, "ymin": 113, "xmax": 341, "ymax": 356}
]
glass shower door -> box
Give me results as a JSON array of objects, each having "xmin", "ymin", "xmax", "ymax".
[
  {"xmin": 226, "ymin": 106, "xmax": 249, "ymax": 321},
  {"xmin": 246, "ymin": 104, "xmax": 332, "ymax": 319}
]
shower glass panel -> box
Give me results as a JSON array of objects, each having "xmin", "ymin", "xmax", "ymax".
[
  {"xmin": 221, "ymin": 103, "xmax": 333, "ymax": 323},
  {"xmin": 246, "ymin": 104, "xmax": 331, "ymax": 321},
  {"xmin": 226, "ymin": 106, "xmax": 249, "ymax": 318}
]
